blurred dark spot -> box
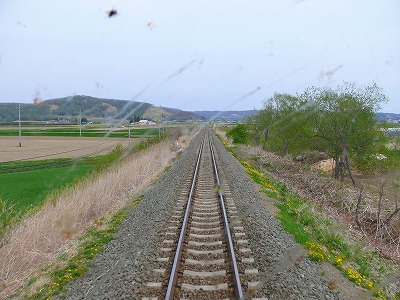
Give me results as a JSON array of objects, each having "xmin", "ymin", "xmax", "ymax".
[
  {"xmin": 385, "ymin": 57, "xmax": 393, "ymax": 66},
  {"xmin": 16, "ymin": 20, "xmax": 27, "ymax": 28},
  {"xmin": 163, "ymin": 60, "xmax": 196, "ymax": 83},
  {"xmin": 95, "ymin": 81, "xmax": 105, "ymax": 89},
  {"xmin": 147, "ymin": 22, "xmax": 156, "ymax": 30},
  {"xmin": 107, "ymin": 9, "xmax": 118, "ymax": 18},
  {"xmin": 319, "ymin": 65, "xmax": 343, "ymax": 81},
  {"xmin": 56, "ymin": 213, "xmax": 76, "ymax": 240},
  {"xmin": 33, "ymin": 97, "xmax": 44, "ymax": 107},
  {"xmin": 94, "ymin": 219, "xmax": 104, "ymax": 227},
  {"xmin": 328, "ymin": 280, "xmax": 338, "ymax": 290}
]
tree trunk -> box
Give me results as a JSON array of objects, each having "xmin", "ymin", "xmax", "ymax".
[
  {"xmin": 385, "ymin": 208, "xmax": 400, "ymax": 225},
  {"xmin": 376, "ymin": 180, "xmax": 385, "ymax": 233},
  {"xmin": 385, "ymin": 180, "xmax": 399, "ymax": 225},
  {"xmin": 333, "ymin": 155, "xmax": 346, "ymax": 181},
  {"xmin": 262, "ymin": 128, "xmax": 269, "ymax": 150},
  {"xmin": 355, "ymin": 187, "xmax": 363, "ymax": 229},
  {"xmin": 345, "ymin": 154, "xmax": 356, "ymax": 186}
]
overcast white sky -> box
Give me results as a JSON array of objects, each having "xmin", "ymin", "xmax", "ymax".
[{"xmin": 0, "ymin": 0, "xmax": 399, "ymax": 112}]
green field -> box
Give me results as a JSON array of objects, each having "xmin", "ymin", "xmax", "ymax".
[
  {"xmin": 0, "ymin": 163, "xmax": 92, "ymax": 212},
  {"xmin": 0, "ymin": 126, "xmax": 164, "ymax": 233},
  {"xmin": 0, "ymin": 125, "xmax": 159, "ymax": 138},
  {"xmin": 0, "ymin": 157, "xmax": 97, "ymax": 174}
]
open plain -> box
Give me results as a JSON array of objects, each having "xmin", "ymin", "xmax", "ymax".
[{"xmin": 0, "ymin": 136, "xmax": 136, "ymax": 162}]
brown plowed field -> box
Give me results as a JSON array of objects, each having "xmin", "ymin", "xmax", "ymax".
[{"xmin": 0, "ymin": 136, "xmax": 141, "ymax": 162}]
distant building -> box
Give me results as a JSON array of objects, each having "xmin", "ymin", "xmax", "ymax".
[{"xmin": 136, "ymin": 119, "xmax": 157, "ymax": 125}]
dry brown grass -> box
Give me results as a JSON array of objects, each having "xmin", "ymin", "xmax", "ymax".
[
  {"xmin": 0, "ymin": 141, "xmax": 174, "ymax": 299},
  {"xmin": 238, "ymin": 145, "xmax": 400, "ymax": 260}
]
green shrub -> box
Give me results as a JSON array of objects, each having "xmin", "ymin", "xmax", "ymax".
[{"xmin": 226, "ymin": 124, "xmax": 249, "ymax": 144}]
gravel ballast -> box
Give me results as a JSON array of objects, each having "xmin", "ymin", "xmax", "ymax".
[{"xmin": 63, "ymin": 128, "xmax": 343, "ymax": 299}]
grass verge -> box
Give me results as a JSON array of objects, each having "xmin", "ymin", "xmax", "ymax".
[
  {"xmin": 13, "ymin": 195, "xmax": 143, "ymax": 299},
  {"xmin": 241, "ymin": 160, "xmax": 399, "ymax": 299}
]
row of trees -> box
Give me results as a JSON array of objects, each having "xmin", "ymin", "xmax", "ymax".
[{"xmin": 241, "ymin": 82, "xmax": 393, "ymax": 183}]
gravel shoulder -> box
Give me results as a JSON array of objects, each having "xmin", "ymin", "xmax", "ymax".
[{"xmin": 62, "ymin": 129, "xmax": 346, "ymax": 299}]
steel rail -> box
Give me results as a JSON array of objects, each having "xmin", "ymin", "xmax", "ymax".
[
  {"xmin": 208, "ymin": 132, "xmax": 245, "ymax": 300},
  {"xmin": 164, "ymin": 134, "xmax": 205, "ymax": 300}
]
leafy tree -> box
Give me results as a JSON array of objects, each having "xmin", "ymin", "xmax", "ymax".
[
  {"xmin": 250, "ymin": 93, "xmax": 311, "ymax": 156},
  {"xmin": 247, "ymin": 105, "xmax": 274, "ymax": 150},
  {"xmin": 226, "ymin": 124, "xmax": 249, "ymax": 144},
  {"xmin": 301, "ymin": 82, "xmax": 388, "ymax": 184}
]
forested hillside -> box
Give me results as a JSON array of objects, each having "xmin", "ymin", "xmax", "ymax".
[{"xmin": 0, "ymin": 96, "xmax": 152, "ymax": 122}]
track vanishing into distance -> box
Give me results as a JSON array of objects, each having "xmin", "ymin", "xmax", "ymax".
[
  {"xmin": 64, "ymin": 128, "xmax": 341, "ymax": 300},
  {"xmin": 142, "ymin": 131, "xmax": 263, "ymax": 300}
]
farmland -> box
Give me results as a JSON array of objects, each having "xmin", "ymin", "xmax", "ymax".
[
  {"xmin": 0, "ymin": 124, "xmax": 159, "ymax": 162},
  {"xmin": 0, "ymin": 124, "xmax": 159, "ymax": 138},
  {"xmin": 0, "ymin": 164, "xmax": 92, "ymax": 212},
  {"xmin": 0, "ymin": 124, "xmax": 159, "ymax": 225},
  {"xmin": 0, "ymin": 136, "xmax": 132, "ymax": 162}
]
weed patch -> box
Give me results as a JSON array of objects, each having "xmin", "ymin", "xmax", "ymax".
[
  {"xmin": 14, "ymin": 196, "xmax": 144, "ymax": 299},
  {"xmin": 20, "ymin": 207, "xmax": 129, "ymax": 299},
  {"xmin": 239, "ymin": 160, "xmax": 399, "ymax": 299}
]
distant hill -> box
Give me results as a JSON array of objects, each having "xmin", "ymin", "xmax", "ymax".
[
  {"xmin": 0, "ymin": 96, "xmax": 200, "ymax": 123},
  {"xmin": 3, "ymin": 97, "xmax": 396, "ymax": 124},
  {"xmin": 192, "ymin": 110, "xmax": 258, "ymax": 121},
  {"xmin": 142, "ymin": 106, "xmax": 202, "ymax": 122},
  {"xmin": 377, "ymin": 112, "xmax": 400, "ymax": 122}
]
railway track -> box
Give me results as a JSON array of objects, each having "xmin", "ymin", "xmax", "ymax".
[{"xmin": 142, "ymin": 130, "xmax": 263, "ymax": 300}]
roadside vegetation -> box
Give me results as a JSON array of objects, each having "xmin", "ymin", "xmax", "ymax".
[
  {"xmin": 221, "ymin": 81, "xmax": 400, "ymax": 299},
  {"xmin": 0, "ymin": 126, "xmax": 189, "ymax": 299},
  {"xmin": 17, "ymin": 202, "xmax": 135, "ymax": 299}
]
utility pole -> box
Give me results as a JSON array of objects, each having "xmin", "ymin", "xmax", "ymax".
[
  {"xmin": 128, "ymin": 127, "xmax": 131, "ymax": 145},
  {"xmin": 157, "ymin": 121, "xmax": 162, "ymax": 166},
  {"xmin": 79, "ymin": 109, "xmax": 82, "ymax": 137},
  {"xmin": 18, "ymin": 104, "xmax": 22, "ymax": 147},
  {"xmin": 158, "ymin": 121, "xmax": 161, "ymax": 140}
]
